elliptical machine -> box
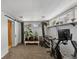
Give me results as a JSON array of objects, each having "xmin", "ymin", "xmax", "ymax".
[{"xmin": 50, "ymin": 29, "xmax": 77, "ymax": 59}]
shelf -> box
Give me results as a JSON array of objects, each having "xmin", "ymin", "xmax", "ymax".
[
  {"xmin": 24, "ymin": 41, "xmax": 39, "ymax": 43},
  {"xmin": 47, "ymin": 21, "xmax": 77, "ymax": 28},
  {"xmin": 24, "ymin": 41, "xmax": 39, "ymax": 46}
]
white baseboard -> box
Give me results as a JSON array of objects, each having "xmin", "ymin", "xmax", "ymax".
[{"xmin": 1, "ymin": 49, "xmax": 8, "ymax": 58}]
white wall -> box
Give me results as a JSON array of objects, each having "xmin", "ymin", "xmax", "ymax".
[
  {"xmin": 15, "ymin": 21, "xmax": 21, "ymax": 46},
  {"xmin": 31, "ymin": 26, "xmax": 42, "ymax": 36},
  {"xmin": 1, "ymin": 12, "xmax": 8, "ymax": 58},
  {"xmin": 18, "ymin": 23, "xmax": 21, "ymax": 43}
]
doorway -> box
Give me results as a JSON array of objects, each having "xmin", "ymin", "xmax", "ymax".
[{"xmin": 8, "ymin": 20, "xmax": 12, "ymax": 48}]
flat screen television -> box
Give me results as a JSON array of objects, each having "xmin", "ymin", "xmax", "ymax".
[{"xmin": 58, "ymin": 29, "xmax": 70, "ymax": 41}]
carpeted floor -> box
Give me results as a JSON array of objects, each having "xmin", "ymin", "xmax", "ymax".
[{"xmin": 2, "ymin": 44, "xmax": 54, "ymax": 59}]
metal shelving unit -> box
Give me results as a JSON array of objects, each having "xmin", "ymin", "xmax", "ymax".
[{"xmin": 47, "ymin": 21, "xmax": 77, "ymax": 28}]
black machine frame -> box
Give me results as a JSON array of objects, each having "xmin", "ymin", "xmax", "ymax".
[{"xmin": 50, "ymin": 29, "xmax": 77, "ymax": 59}]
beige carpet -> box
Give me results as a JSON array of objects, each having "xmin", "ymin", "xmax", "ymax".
[{"xmin": 2, "ymin": 44, "xmax": 54, "ymax": 59}]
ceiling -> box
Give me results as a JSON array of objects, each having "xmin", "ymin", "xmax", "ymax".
[{"xmin": 1, "ymin": 0, "xmax": 76, "ymax": 21}]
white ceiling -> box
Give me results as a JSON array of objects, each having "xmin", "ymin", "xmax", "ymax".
[{"xmin": 1, "ymin": 0, "xmax": 76, "ymax": 21}]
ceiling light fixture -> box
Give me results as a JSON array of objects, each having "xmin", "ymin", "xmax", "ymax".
[{"xmin": 19, "ymin": 16, "xmax": 23, "ymax": 18}]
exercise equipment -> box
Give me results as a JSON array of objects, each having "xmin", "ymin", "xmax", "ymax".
[{"xmin": 50, "ymin": 29, "xmax": 77, "ymax": 59}]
